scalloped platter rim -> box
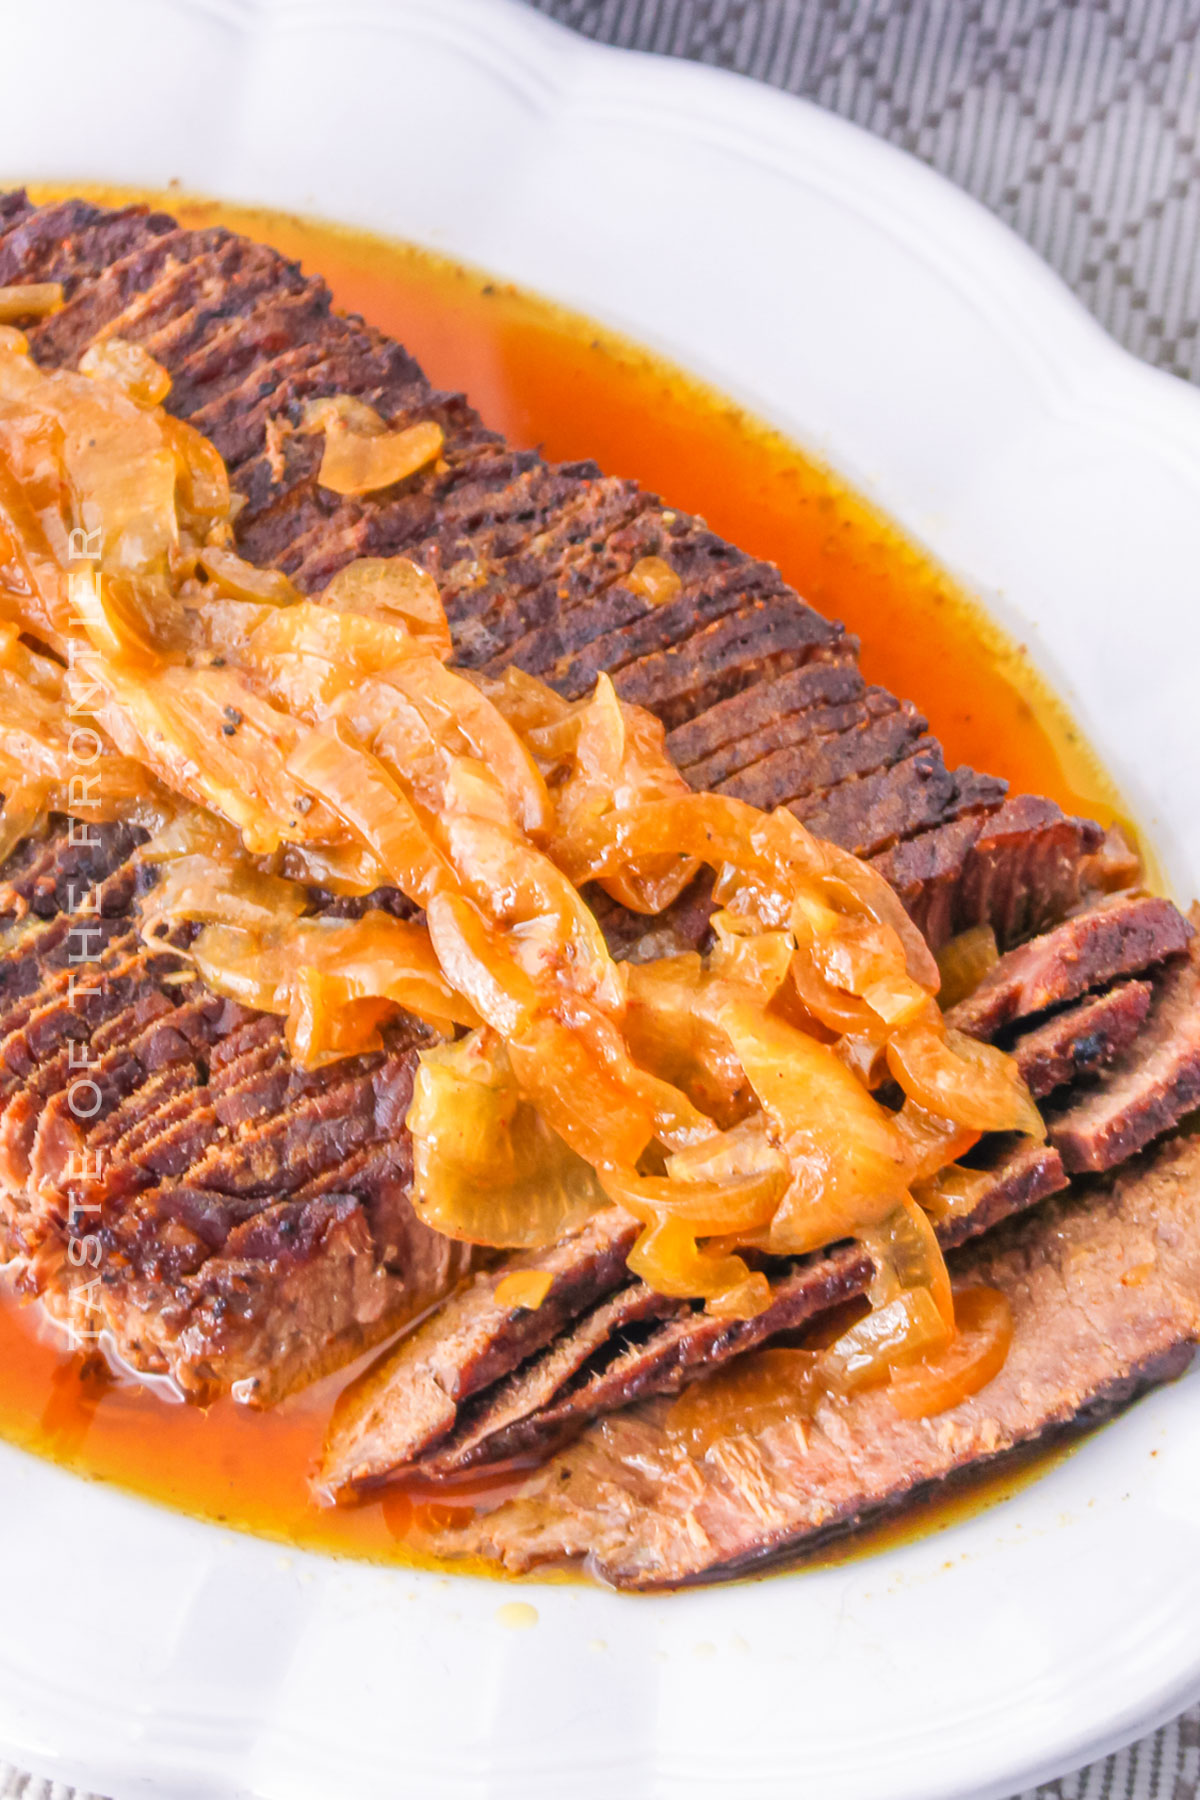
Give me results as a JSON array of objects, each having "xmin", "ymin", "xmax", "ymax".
[{"xmin": 1, "ymin": 3, "xmax": 1199, "ymax": 1797}]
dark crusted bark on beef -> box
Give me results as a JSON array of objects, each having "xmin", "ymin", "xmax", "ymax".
[
  {"xmin": 322, "ymin": 1139, "xmax": 1066, "ymax": 1490},
  {"xmin": 794, "ymin": 755, "xmax": 1007, "ymax": 861},
  {"xmin": 668, "ymin": 658, "xmax": 865, "ymax": 786},
  {"xmin": 322, "ymin": 1208, "xmax": 640, "ymax": 1493},
  {"xmin": 0, "ymin": 833, "xmax": 469, "ymax": 1403},
  {"xmin": 0, "ymin": 189, "xmax": 1111, "ymax": 946},
  {"xmin": 948, "ymin": 893, "xmax": 1192, "ymax": 1038},
  {"xmin": 0, "ymin": 193, "xmax": 1174, "ymax": 1421},
  {"xmin": 0, "ymin": 941, "xmax": 189, "ymax": 1216},
  {"xmin": 418, "ymin": 1283, "xmax": 681, "ymax": 1478},
  {"xmin": 1049, "ymin": 916, "xmax": 1200, "ymax": 1174},
  {"xmin": 0, "ymin": 819, "xmax": 146, "ymax": 922},
  {"xmin": 25, "ymin": 1016, "xmax": 472, "ymax": 1405},
  {"xmin": 875, "ymin": 798, "xmax": 1114, "ymax": 950},
  {"xmin": 408, "ymin": 1132, "xmax": 1200, "ymax": 1588}
]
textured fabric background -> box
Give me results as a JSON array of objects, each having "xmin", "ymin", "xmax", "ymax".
[
  {"xmin": 4, "ymin": 4, "xmax": 1199, "ymax": 1798},
  {"xmin": 520, "ymin": 4, "xmax": 1200, "ymax": 1798},
  {"xmin": 528, "ymin": 0, "xmax": 1200, "ymax": 384}
]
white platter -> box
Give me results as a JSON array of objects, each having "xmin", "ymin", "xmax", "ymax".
[{"xmin": 2, "ymin": 2, "xmax": 1200, "ymax": 1796}]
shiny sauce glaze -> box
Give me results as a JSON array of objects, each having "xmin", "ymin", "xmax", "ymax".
[{"xmin": 0, "ymin": 187, "xmax": 1133, "ymax": 1574}]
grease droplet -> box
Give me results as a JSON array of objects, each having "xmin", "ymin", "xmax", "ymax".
[{"xmin": 496, "ymin": 1601, "xmax": 539, "ymax": 1630}]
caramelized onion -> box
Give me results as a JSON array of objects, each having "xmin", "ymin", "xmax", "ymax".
[
  {"xmin": 190, "ymin": 923, "xmax": 279, "ymax": 1011},
  {"xmin": 316, "ymin": 416, "xmax": 444, "ymax": 497},
  {"xmin": 819, "ymin": 1288, "xmax": 952, "ymax": 1397},
  {"xmin": 165, "ymin": 415, "xmax": 231, "ymax": 521},
  {"xmin": 69, "ymin": 569, "xmax": 160, "ymax": 670},
  {"xmin": 386, "ymin": 659, "xmax": 550, "ymax": 837},
  {"xmin": 408, "ymin": 1030, "xmax": 603, "ymax": 1247},
  {"xmin": 287, "ymin": 724, "xmax": 449, "ymax": 901},
  {"xmin": 887, "ymin": 1020, "xmax": 1044, "ymax": 1138},
  {"xmin": 506, "ymin": 1008, "xmax": 701, "ymax": 1170},
  {"xmin": 285, "ymin": 978, "xmax": 398, "ymax": 1064},
  {"xmin": 600, "ymin": 1164, "xmax": 784, "ymax": 1236},
  {"xmin": 440, "ymin": 812, "xmax": 616, "ymax": 1005},
  {"xmin": 0, "ymin": 283, "xmax": 62, "ymax": 323},
  {"xmin": 102, "ymin": 667, "xmax": 334, "ymax": 855},
  {"xmin": 287, "ymin": 913, "xmax": 476, "ymax": 1031},
  {"xmin": 200, "ymin": 546, "xmax": 299, "ymax": 607},
  {"xmin": 719, "ymin": 1003, "xmax": 911, "ymax": 1254},
  {"xmin": 552, "ymin": 675, "xmax": 697, "ymax": 913},
  {"xmin": 494, "ymin": 1270, "xmax": 554, "ymax": 1311},
  {"xmin": 866, "ymin": 1195, "xmax": 954, "ymax": 1330},
  {"xmin": 789, "ymin": 954, "xmax": 880, "ymax": 1035},
  {"xmin": 936, "ymin": 923, "xmax": 999, "ymax": 1010},
  {"xmin": 474, "ymin": 665, "xmax": 571, "ymax": 746},
  {"xmin": 299, "ymin": 395, "xmax": 386, "ymax": 436},
  {"xmin": 322, "ymin": 557, "xmax": 453, "ymax": 661},
  {"xmin": 911, "ymin": 1162, "xmax": 992, "ymax": 1226},
  {"xmin": 140, "ymin": 850, "xmax": 307, "ymax": 937},
  {"xmin": 627, "ymin": 555, "xmax": 682, "ymax": 606},
  {"xmin": 625, "ymin": 1212, "xmax": 768, "ymax": 1314},
  {"xmin": 892, "ymin": 1101, "xmax": 980, "ymax": 1184},
  {"xmin": 426, "ymin": 890, "xmax": 540, "ymax": 1038},
  {"xmin": 80, "ymin": 338, "xmax": 171, "ymax": 408},
  {"xmin": 0, "ymin": 782, "xmax": 49, "ymax": 867},
  {"xmin": 623, "ymin": 958, "xmax": 757, "ymax": 1125},
  {"xmin": 707, "ymin": 915, "xmax": 795, "ymax": 1000},
  {"xmin": 889, "ymin": 1285, "xmax": 1013, "ymax": 1419},
  {"xmin": 0, "ymin": 336, "xmax": 1037, "ymax": 1362}
]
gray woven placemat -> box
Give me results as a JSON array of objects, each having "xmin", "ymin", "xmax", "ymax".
[
  {"xmin": 530, "ymin": 0, "xmax": 1200, "ymax": 385},
  {"xmin": 6, "ymin": 3, "xmax": 1200, "ymax": 1797}
]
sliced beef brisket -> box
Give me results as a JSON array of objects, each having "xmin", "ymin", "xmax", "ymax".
[
  {"xmin": 1049, "ymin": 916, "xmax": 1200, "ymax": 1174},
  {"xmin": 947, "ymin": 892, "xmax": 1192, "ymax": 1037},
  {"xmin": 321, "ymin": 1138, "xmax": 1067, "ymax": 1493},
  {"xmin": 0, "ymin": 819, "xmax": 146, "ymax": 922},
  {"xmin": 1011, "ymin": 979, "xmax": 1153, "ymax": 1098},
  {"xmin": 0, "ymin": 193, "xmax": 1191, "ymax": 1438},
  {"xmin": 0, "ymin": 190, "xmax": 1113, "ymax": 947},
  {"xmin": 0, "ymin": 831, "xmax": 469, "ymax": 1403},
  {"xmin": 323, "ymin": 1208, "xmax": 641, "ymax": 1489},
  {"xmin": 320, "ymin": 883, "xmax": 1199, "ymax": 1488},
  {"xmin": 410, "ymin": 1132, "xmax": 1200, "ymax": 1588}
]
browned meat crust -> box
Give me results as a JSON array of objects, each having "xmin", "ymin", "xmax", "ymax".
[
  {"xmin": 322, "ymin": 1138, "xmax": 1066, "ymax": 1492},
  {"xmin": 0, "ymin": 192, "xmax": 1182, "ymax": 1424},
  {"xmin": 1011, "ymin": 979, "xmax": 1153, "ymax": 1097},
  {"xmin": 409, "ymin": 1131, "xmax": 1200, "ymax": 1587},
  {"xmin": 946, "ymin": 892, "xmax": 1191, "ymax": 1037},
  {"xmin": 1049, "ymin": 918, "xmax": 1200, "ymax": 1173},
  {"xmin": 322, "ymin": 1208, "xmax": 640, "ymax": 1488},
  {"xmin": 0, "ymin": 831, "xmax": 469, "ymax": 1405},
  {"xmin": 0, "ymin": 189, "xmax": 1111, "ymax": 945},
  {"xmin": 873, "ymin": 796, "xmax": 1112, "ymax": 950}
]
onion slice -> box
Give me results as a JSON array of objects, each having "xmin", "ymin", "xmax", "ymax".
[
  {"xmin": 0, "ymin": 283, "xmax": 62, "ymax": 323},
  {"xmin": 889, "ymin": 1285, "xmax": 1013, "ymax": 1419},
  {"xmin": 317, "ymin": 417, "xmax": 444, "ymax": 497},
  {"xmin": 887, "ymin": 1020, "xmax": 1045, "ymax": 1138},
  {"xmin": 408, "ymin": 1030, "xmax": 603, "ymax": 1248}
]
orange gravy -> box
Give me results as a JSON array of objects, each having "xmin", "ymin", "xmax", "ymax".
[{"xmin": 0, "ymin": 185, "xmax": 1129, "ymax": 1573}]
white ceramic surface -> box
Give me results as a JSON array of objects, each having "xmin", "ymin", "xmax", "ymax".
[{"xmin": 1, "ymin": 3, "xmax": 1199, "ymax": 1797}]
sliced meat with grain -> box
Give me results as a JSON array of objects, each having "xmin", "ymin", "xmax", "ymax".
[{"xmin": 411, "ymin": 1132, "xmax": 1200, "ymax": 1588}]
